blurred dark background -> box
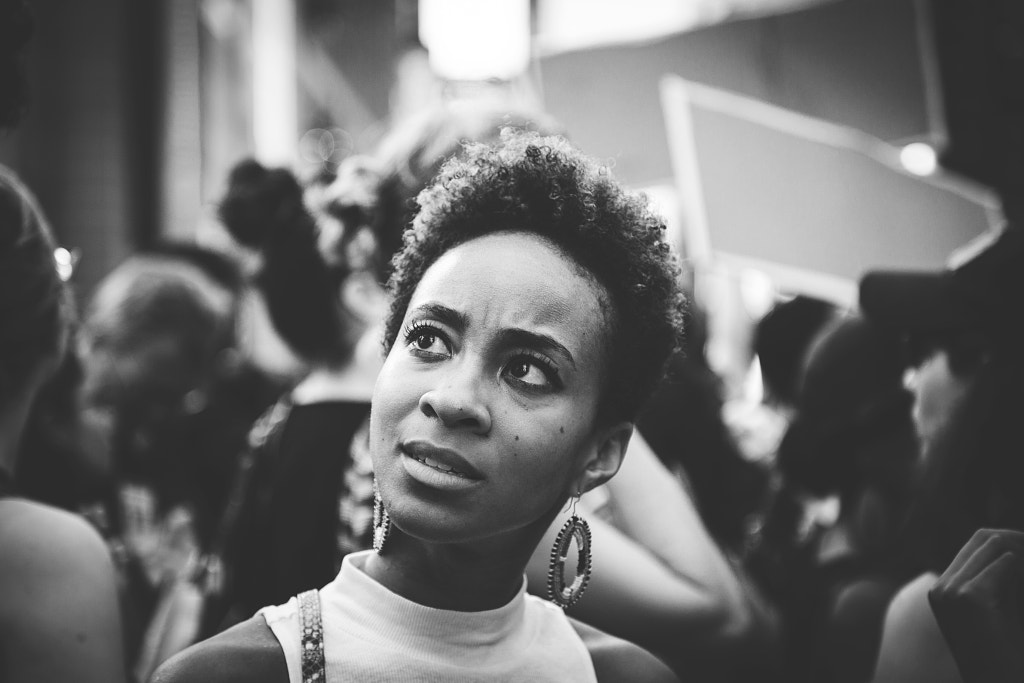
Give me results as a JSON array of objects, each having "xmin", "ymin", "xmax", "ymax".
[{"xmin": 0, "ymin": 0, "xmax": 1020, "ymax": 302}]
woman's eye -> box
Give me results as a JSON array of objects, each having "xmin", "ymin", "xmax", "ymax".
[
  {"xmin": 413, "ymin": 332, "xmax": 437, "ymax": 350},
  {"xmin": 404, "ymin": 324, "xmax": 449, "ymax": 357},
  {"xmin": 505, "ymin": 357, "xmax": 557, "ymax": 389}
]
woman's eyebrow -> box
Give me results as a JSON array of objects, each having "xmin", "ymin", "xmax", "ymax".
[
  {"xmin": 496, "ymin": 328, "xmax": 577, "ymax": 369},
  {"xmin": 411, "ymin": 302, "xmax": 468, "ymax": 331}
]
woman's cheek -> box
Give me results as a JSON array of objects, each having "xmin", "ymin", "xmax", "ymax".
[{"xmin": 511, "ymin": 421, "xmax": 581, "ymax": 477}]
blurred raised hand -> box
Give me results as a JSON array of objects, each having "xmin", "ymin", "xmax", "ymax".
[{"xmin": 929, "ymin": 528, "xmax": 1024, "ymax": 683}]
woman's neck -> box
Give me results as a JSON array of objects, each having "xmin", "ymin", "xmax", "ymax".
[{"xmin": 361, "ymin": 530, "xmax": 537, "ymax": 612}]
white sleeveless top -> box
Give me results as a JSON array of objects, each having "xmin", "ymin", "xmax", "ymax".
[{"xmin": 260, "ymin": 550, "xmax": 598, "ymax": 683}]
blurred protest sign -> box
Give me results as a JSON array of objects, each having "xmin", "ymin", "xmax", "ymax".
[{"xmin": 661, "ymin": 75, "xmax": 1001, "ymax": 307}]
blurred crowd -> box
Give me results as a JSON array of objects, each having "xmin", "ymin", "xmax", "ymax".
[{"xmin": 3, "ymin": 1, "xmax": 1024, "ymax": 682}]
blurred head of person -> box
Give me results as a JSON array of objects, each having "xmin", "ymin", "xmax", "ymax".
[
  {"xmin": 859, "ymin": 224, "xmax": 1024, "ymax": 570},
  {"xmin": 754, "ymin": 295, "xmax": 837, "ymax": 413},
  {"xmin": 78, "ymin": 246, "xmax": 254, "ymax": 544},
  {"xmin": 0, "ymin": 167, "xmax": 74, "ymax": 474},
  {"xmin": 312, "ymin": 101, "xmax": 565, "ymax": 287},
  {"xmin": 777, "ymin": 315, "xmax": 917, "ymax": 548},
  {"xmin": 219, "ymin": 159, "xmax": 368, "ymax": 371}
]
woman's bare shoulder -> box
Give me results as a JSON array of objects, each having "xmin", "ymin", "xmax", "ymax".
[
  {"xmin": 570, "ymin": 617, "xmax": 680, "ymax": 683},
  {"xmin": 0, "ymin": 499, "xmax": 112, "ymax": 594},
  {"xmin": 149, "ymin": 617, "xmax": 288, "ymax": 683},
  {"xmin": 0, "ymin": 498, "xmax": 104, "ymax": 553}
]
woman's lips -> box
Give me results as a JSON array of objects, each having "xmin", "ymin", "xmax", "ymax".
[{"xmin": 399, "ymin": 440, "xmax": 483, "ymax": 489}]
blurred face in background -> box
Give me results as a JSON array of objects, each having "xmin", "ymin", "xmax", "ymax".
[
  {"xmin": 77, "ymin": 259, "xmax": 233, "ymax": 480},
  {"xmin": 80, "ymin": 338, "xmax": 200, "ymax": 447},
  {"xmin": 902, "ymin": 346, "xmax": 975, "ymax": 453}
]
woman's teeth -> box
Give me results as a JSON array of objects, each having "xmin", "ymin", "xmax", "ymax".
[{"xmin": 416, "ymin": 455, "xmax": 467, "ymax": 477}]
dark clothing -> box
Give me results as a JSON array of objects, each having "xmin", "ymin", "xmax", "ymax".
[{"xmin": 215, "ymin": 398, "xmax": 372, "ymax": 628}]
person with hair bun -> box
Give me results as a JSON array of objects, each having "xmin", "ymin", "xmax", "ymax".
[
  {"xmin": 154, "ymin": 129, "xmax": 684, "ymax": 683},
  {"xmin": 210, "ymin": 158, "xmax": 380, "ymax": 630}
]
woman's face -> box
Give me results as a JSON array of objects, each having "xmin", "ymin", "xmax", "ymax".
[
  {"xmin": 370, "ymin": 232, "xmax": 621, "ymax": 546},
  {"xmin": 903, "ymin": 347, "xmax": 975, "ymax": 453}
]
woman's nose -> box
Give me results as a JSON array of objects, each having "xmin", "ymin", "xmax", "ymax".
[{"xmin": 418, "ymin": 369, "xmax": 492, "ymax": 434}]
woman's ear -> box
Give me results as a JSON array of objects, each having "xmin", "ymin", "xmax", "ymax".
[{"xmin": 575, "ymin": 422, "xmax": 633, "ymax": 494}]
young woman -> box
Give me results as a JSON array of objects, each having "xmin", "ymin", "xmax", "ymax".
[
  {"xmin": 326, "ymin": 104, "xmax": 776, "ymax": 680},
  {"xmin": 152, "ymin": 131, "xmax": 684, "ymax": 682}
]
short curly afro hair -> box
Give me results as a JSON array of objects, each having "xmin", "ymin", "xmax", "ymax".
[{"xmin": 383, "ymin": 130, "xmax": 687, "ymax": 422}]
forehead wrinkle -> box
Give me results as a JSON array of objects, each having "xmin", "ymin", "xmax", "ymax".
[{"xmin": 465, "ymin": 282, "xmax": 600, "ymax": 361}]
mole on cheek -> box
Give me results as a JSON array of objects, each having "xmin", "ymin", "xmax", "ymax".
[
  {"xmin": 514, "ymin": 435, "xmax": 519, "ymax": 441},
  {"xmin": 559, "ymin": 426, "xmax": 564, "ymax": 434}
]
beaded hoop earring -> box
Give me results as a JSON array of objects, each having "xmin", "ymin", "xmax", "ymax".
[
  {"xmin": 372, "ymin": 478, "xmax": 392, "ymax": 554},
  {"xmin": 547, "ymin": 495, "xmax": 592, "ymax": 609}
]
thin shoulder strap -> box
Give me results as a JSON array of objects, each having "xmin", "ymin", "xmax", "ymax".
[{"xmin": 297, "ymin": 589, "xmax": 326, "ymax": 683}]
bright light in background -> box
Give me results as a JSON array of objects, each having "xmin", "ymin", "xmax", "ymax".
[
  {"xmin": 537, "ymin": 0, "xmax": 835, "ymax": 53},
  {"xmin": 419, "ymin": 0, "xmax": 531, "ymax": 81},
  {"xmin": 252, "ymin": 0, "xmax": 297, "ymax": 165},
  {"xmin": 900, "ymin": 142, "xmax": 938, "ymax": 176},
  {"xmin": 739, "ymin": 268, "xmax": 778, "ymax": 320},
  {"xmin": 745, "ymin": 355, "xmax": 765, "ymax": 404}
]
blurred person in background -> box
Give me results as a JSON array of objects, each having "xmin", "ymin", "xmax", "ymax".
[
  {"xmin": 724, "ymin": 294, "xmax": 837, "ymax": 473},
  {"xmin": 754, "ymin": 294, "xmax": 837, "ymax": 422},
  {"xmin": 859, "ymin": 224, "xmax": 1024, "ymax": 683},
  {"xmin": 750, "ymin": 315, "xmax": 918, "ymax": 683},
  {"xmin": 78, "ymin": 243, "xmax": 279, "ymax": 681},
  {"xmin": 210, "ymin": 157, "xmax": 379, "ymax": 630},
  {"xmin": 0, "ymin": 2, "xmax": 126, "ymax": 680}
]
